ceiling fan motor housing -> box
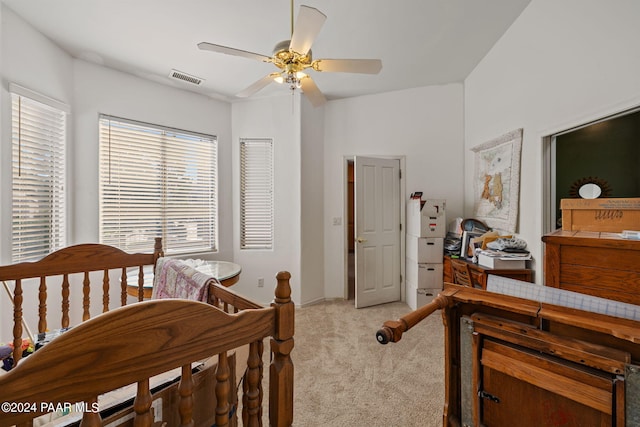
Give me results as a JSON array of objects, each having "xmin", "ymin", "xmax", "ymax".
[{"xmin": 273, "ymin": 40, "xmax": 312, "ymax": 73}]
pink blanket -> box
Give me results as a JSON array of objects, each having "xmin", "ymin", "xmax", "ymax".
[{"xmin": 151, "ymin": 258, "xmax": 218, "ymax": 302}]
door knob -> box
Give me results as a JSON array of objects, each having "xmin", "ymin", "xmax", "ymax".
[{"xmin": 356, "ymin": 237, "xmax": 367, "ymax": 243}]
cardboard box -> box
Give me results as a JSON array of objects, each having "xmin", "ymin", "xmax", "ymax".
[
  {"xmin": 406, "ymin": 260, "xmax": 443, "ymax": 289},
  {"xmin": 406, "ymin": 283, "xmax": 440, "ymax": 310},
  {"xmin": 561, "ymin": 198, "xmax": 640, "ymax": 233},
  {"xmin": 477, "ymin": 253, "xmax": 527, "ymax": 269},
  {"xmin": 406, "ymin": 235, "xmax": 444, "ymax": 263},
  {"xmin": 406, "ymin": 199, "xmax": 446, "ymax": 237}
]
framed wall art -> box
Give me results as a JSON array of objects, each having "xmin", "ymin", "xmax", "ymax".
[{"xmin": 471, "ymin": 128, "xmax": 523, "ymax": 233}]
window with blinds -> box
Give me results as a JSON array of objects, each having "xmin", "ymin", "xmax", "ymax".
[
  {"xmin": 240, "ymin": 138, "xmax": 274, "ymax": 250},
  {"xmin": 99, "ymin": 116, "xmax": 217, "ymax": 255},
  {"xmin": 11, "ymin": 89, "xmax": 67, "ymax": 262}
]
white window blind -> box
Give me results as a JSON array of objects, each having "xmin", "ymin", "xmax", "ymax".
[
  {"xmin": 240, "ymin": 138, "xmax": 274, "ymax": 250},
  {"xmin": 11, "ymin": 90, "xmax": 67, "ymax": 262},
  {"xmin": 99, "ymin": 116, "xmax": 217, "ymax": 255}
]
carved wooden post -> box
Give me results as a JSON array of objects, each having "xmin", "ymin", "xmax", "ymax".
[
  {"xmin": 38, "ymin": 276, "xmax": 47, "ymax": 332},
  {"xmin": 133, "ymin": 379, "xmax": 153, "ymax": 427},
  {"xmin": 153, "ymin": 237, "xmax": 164, "ymax": 265},
  {"xmin": 12, "ymin": 279, "xmax": 23, "ymax": 367},
  {"xmin": 62, "ymin": 274, "xmax": 70, "ymax": 327},
  {"xmin": 120, "ymin": 268, "xmax": 128, "ymax": 306},
  {"xmin": 215, "ymin": 352, "xmax": 230, "ymax": 427},
  {"xmin": 82, "ymin": 271, "xmax": 91, "ymax": 321},
  {"xmin": 137, "ymin": 265, "xmax": 145, "ymax": 302},
  {"xmin": 102, "ymin": 269, "xmax": 110, "ymax": 313},
  {"xmin": 269, "ymin": 271, "xmax": 294, "ymax": 427},
  {"xmin": 179, "ymin": 364, "xmax": 195, "ymax": 427},
  {"xmin": 243, "ymin": 340, "xmax": 262, "ymax": 425},
  {"xmin": 258, "ymin": 339, "xmax": 264, "ymax": 421}
]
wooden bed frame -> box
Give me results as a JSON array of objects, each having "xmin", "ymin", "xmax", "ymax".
[
  {"xmin": 377, "ymin": 283, "xmax": 640, "ymax": 426},
  {"xmin": 0, "ymin": 239, "xmax": 294, "ymax": 427}
]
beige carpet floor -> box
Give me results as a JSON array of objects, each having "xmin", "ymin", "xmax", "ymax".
[{"xmin": 289, "ymin": 299, "xmax": 445, "ymax": 426}]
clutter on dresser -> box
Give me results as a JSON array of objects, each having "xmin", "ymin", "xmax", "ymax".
[
  {"xmin": 458, "ymin": 218, "xmax": 491, "ymax": 259},
  {"xmin": 477, "ymin": 236, "xmax": 531, "ymax": 269},
  {"xmin": 444, "ymin": 231, "xmax": 461, "ymax": 256},
  {"xmin": 477, "ymin": 250, "xmax": 531, "ymax": 269}
]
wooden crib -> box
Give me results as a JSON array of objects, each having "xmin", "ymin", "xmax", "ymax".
[{"xmin": 0, "ymin": 239, "xmax": 294, "ymax": 427}]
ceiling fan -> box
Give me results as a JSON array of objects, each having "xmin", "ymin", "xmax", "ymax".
[{"xmin": 197, "ymin": 1, "xmax": 382, "ymax": 107}]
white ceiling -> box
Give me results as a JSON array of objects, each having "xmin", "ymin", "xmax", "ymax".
[{"xmin": 2, "ymin": 0, "xmax": 532, "ymax": 103}]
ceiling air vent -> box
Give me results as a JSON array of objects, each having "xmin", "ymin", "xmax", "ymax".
[{"xmin": 169, "ymin": 69, "xmax": 204, "ymax": 86}]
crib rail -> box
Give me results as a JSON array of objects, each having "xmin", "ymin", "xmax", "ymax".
[
  {"xmin": 0, "ymin": 271, "xmax": 295, "ymax": 427},
  {"xmin": 0, "ymin": 238, "xmax": 163, "ymax": 368},
  {"xmin": 209, "ymin": 279, "xmax": 263, "ymax": 313}
]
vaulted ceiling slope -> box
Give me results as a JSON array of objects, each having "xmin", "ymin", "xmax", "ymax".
[{"xmin": 2, "ymin": 0, "xmax": 532, "ymax": 102}]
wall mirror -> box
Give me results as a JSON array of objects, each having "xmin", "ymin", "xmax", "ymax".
[
  {"xmin": 568, "ymin": 176, "xmax": 612, "ymax": 199},
  {"xmin": 578, "ymin": 183, "xmax": 601, "ymax": 199}
]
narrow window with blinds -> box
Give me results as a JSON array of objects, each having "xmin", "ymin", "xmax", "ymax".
[
  {"xmin": 11, "ymin": 90, "xmax": 67, "ymax": 262},
  {"xmin": 240, "ymin": 138, "xmax": 274, "ymax": 250},
  {"xmin": 99, "ymin": 116, "xmax": 217, "ymax": 255}
]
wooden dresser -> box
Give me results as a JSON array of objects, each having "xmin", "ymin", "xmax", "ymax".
[
  {"xmin": 443, "ymin": 255, "xmax": 533, "ymax": 289},
  {"xmin": 542, "ymin": 229, "xmax": 640, "ymax": 305},
  {"xmin": 378, "ymin": 284, "xmax": 640, "ymax": 426}
]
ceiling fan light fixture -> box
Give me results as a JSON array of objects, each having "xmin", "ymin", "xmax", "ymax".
[
  {"xmin": 198, "ymin": 4, "xmax": 380, "ymax": 107},
  {"xmin": 283, "ymin": 72, "xmax": 304, "ymax": 90},
  {"xmin": 274, "ymin": 71, "xmax": 305, "ymax": 89}
]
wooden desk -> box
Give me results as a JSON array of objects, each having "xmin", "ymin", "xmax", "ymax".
[
  {"xmin": 444, "ymin": 255, "xmax": 533, "ymax": 289},
  {"xmin": 125, "ymin": 260, "xmax": 242, "ymax": 299}
]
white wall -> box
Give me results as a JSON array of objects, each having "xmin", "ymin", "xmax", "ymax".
[
  {"xmin": 0, "ymin": 6, "xmax": 233, "ymax": 258},
  {"xmin": 231, "ymin": 95, "xmax": 302, "ymax": 305},
  {"xmin": 0, "ymin": 6, "xmax": 74, "ymax": 263},
  {"xmin": 464, "ymin": 0, "xmax": 640, "ymax": 282},
  {"xmin": 72, "ymin": 60, "xmax": 233, "ymax": 259},
  {"xmin": 323, "ymin": 84, "xmax": 464, "ymax": 299},
  {"xmin": 300, "ymin": 96, "xmax": 325, "ymax": 305},
  {"xmin": 0, "ymin": 5, "xmax": 234, "ymax": 342},
  {"xmin": 0, "ymin": 5, "xmax": 76, "ymax": 342}
]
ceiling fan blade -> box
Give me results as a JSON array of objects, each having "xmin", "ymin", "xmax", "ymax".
[
  {"xmin": 313, "ymin": 59, "xmax": 383, "ymax": 74},
  {"xmin": 236, "ymin": 73, "xmax": 279, "ymax": 98},
  {"xmin": 289, "ymin": 5, "xmax": 327, "ymax": 55},
  {"xmin": 197, "ymin": 42, "xmax": 271, "ymax": 63},
  {"xmin": 300, "ymin": 76, "xmax": 326, "ymax": 107}
]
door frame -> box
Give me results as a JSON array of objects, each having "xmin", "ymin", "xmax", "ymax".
[{"xmin": 342, "ymin": 155, "xmax": 406, "ymax": 303}]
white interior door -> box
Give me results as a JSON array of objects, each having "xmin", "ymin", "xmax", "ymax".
[{"xmin": 354, "ymin": 156, "xmax": 401, "ymax": 308}]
